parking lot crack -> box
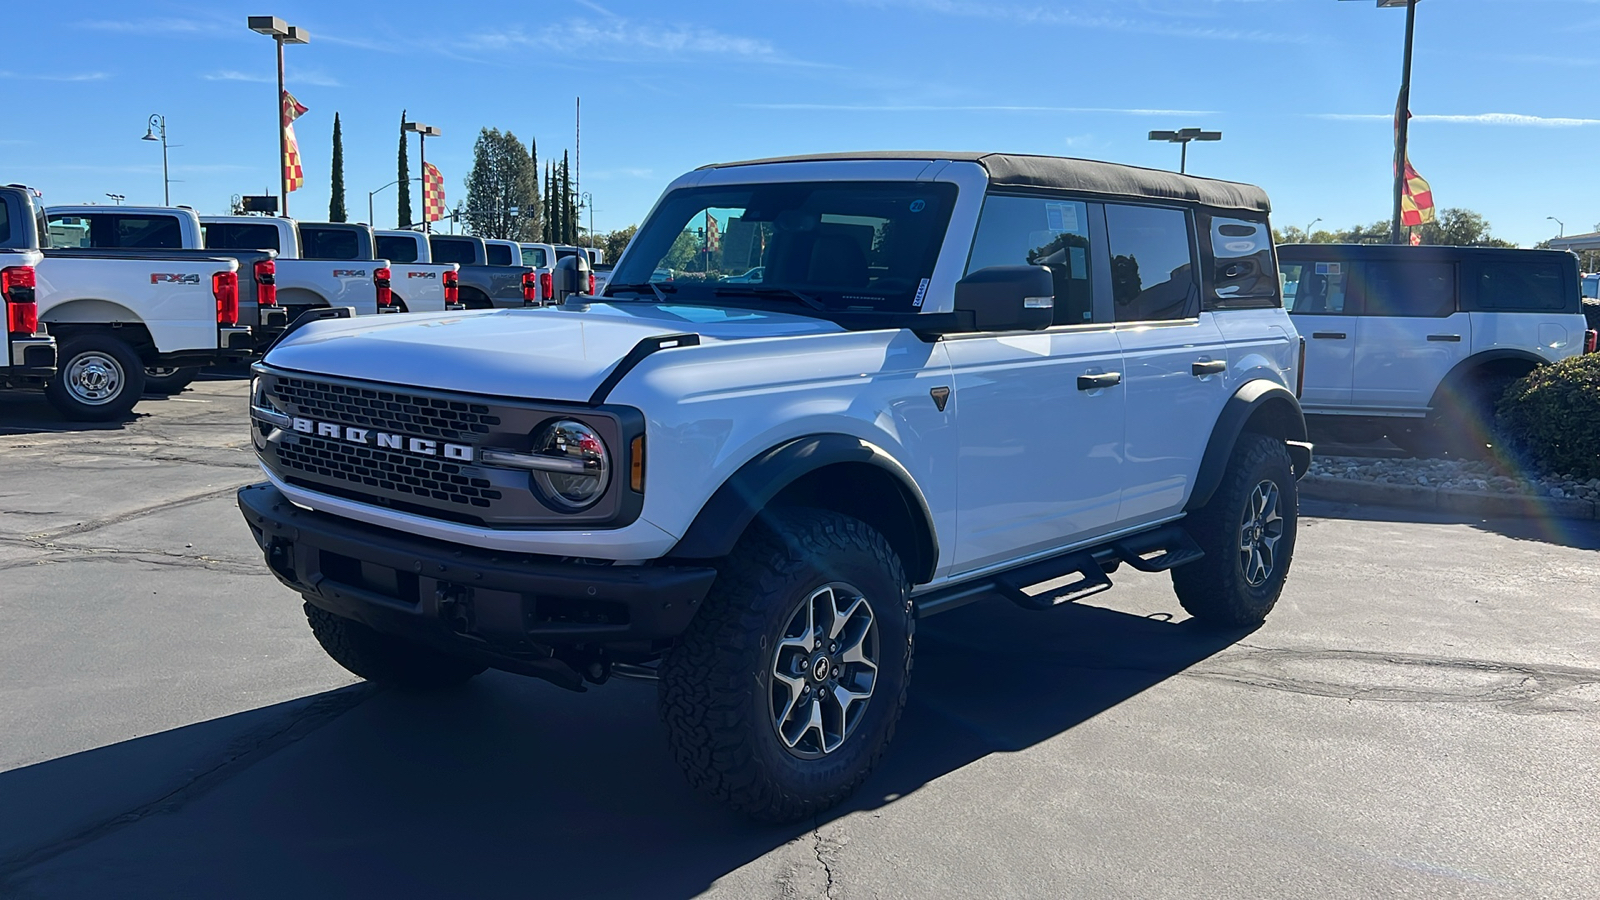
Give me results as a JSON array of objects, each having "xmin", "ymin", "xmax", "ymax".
[
  {"xmin": 0, "ymin": 685, "xmax": 376, "ymax": 886},
  {"xmin": 28, "ymin": 485, "xmax": 246, "ymax": 542}
]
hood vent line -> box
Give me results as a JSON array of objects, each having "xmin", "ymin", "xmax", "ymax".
[{"xmin": 588, "ymin": 333, "xmax": 701, "ymax": 405}]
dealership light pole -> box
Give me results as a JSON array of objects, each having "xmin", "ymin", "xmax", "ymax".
[
  {"xmin": 1305, "ymin": 217, "xmax": 1323, "ymax": 239},
  {"xmin": 1148, "ymin": 128, "xmax": 1221, "ymax": 175},
  {"xmin": 247, "ymin": 16, "xmax": 309, "ymax": 217},
  {"xmin": 1547, "ymin": 216, "xmax": 1565, "ymax": 238},
  {"xmin": 403, "ymin": 121, "xmax": 441, "ymax": 232},
  {"xmin": 1342, "ymin": 0, "xmax": 1419, "ymax": 244},
  {"xmin": 141, "ymin": 114, "xmax": 170, "ymax": 205}
]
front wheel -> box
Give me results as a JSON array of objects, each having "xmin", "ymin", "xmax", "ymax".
[
  {"xmin": 1172, "ymin": 433, "xmax": 1297, "ymax": 627},
  {"xmin": 658, "ymin": 508, "xmax": 913, "ymax": 822},
  {"xmin": 46, "ymin": 334, "xmax": 146, "ymax": 421}
]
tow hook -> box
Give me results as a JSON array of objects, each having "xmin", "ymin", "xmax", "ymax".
[{"xmin": 436, "ymin": 585, "xmax": 473, "ymax": 634}]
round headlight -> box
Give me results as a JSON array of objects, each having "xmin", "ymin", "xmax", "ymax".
[{"xmin": 532, "ymin": 419, "xmax": 610, "ymax": 509}]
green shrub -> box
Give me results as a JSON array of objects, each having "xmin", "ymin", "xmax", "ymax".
[{"xmin": 1496, "ymin": 353, "xmax": 1600, "ymax": 480}]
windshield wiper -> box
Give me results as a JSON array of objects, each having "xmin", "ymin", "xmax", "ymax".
[
  {"xmin": 714, "ymin": 285, "xmax": 825, "ymax": 311},
  {"xmin": 606, "ymin": 282, "xmax": 676, "ymax": 301}
]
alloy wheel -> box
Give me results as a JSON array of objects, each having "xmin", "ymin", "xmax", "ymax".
[
  {"xmin": 768, "ymin": 582, "xmax": 879, "ymax": 759},
  {"xmin": 1238, "ymin": 479, "xmax": 1284, "ymax": 587}
]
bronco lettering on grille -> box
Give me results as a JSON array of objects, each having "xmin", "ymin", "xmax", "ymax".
[{"xmin": 290, "ymin": 416, "xmax": 473, "ymax": 462}]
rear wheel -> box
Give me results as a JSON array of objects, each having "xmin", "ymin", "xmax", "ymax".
[
  {"xmin": 1173, "ymin": 433, "xmax": 1297, "ymax": 627},
  {"xmin": 143, "ymin": 366, "xmax": 201, "ymax": 395},
  {"xmin": 658, "ymin": 508, "xmax": 914, "ymax": 822},
  {"xmin": 46, "ymin": 334, "xmax": 145, "ymax": 421},
  {"xmin": 304, "ymin": 603, "xmax": 486, "ymax": 690}
]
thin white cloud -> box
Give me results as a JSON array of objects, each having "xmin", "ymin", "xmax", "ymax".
[
  {"xmin": 0, "ymin": 70, "xmax": 109, "ymax": 82},
  {"xmin": 461, "ymin": 18, "xmax": 810, "ymax": 66},
  {"xmin": 588, "ymin": 167, "xmax": 655, "ymax": 180},
  {"xmin": 851, "ymin": 0, "xmax": 1307, "ymax": 43},
  {"xmin": 1315, "ymin": 112, "xmax": 1600, "ymax": 127},
  {"xmin": 202, "ymin": 69, "xmax": 342, "ymax": 88},
  {"xmin": 78, "ymin": 18, "xmax": 221, "ymax": 34},
  {"xmin": 203, "ymin": 70, "xmax": 272, "ymax": 84},
  {"xmin": 745, "ymin": 103, "xmax": 1219, "ymax": 116}
]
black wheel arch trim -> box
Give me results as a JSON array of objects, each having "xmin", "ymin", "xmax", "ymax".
[
  {"xmin": 1427, "ymin": 349, "xmax": 1547, "ymax": 409},
  {"xmin": 1188, "ymin": 380, "xmax": 1309, "ymax": 512},
  {"xmin": 669, "ymin": 434, "xmax": 940, "ymax": 584}
]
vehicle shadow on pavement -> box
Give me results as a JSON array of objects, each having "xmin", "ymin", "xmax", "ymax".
[
  {"xmin": 1302, "ymin": 498, "xmax": 1600, "ymax": 551},
  {"xmin": 0, "ymin": 597, "xmax": 1243, "ymax": 899}
]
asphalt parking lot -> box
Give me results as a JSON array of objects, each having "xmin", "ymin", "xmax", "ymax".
[{"xmin": 2, "ymin": 377, "xmax": 1598, "ymax": 900}]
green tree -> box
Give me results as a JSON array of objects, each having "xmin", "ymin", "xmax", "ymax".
[
  {"xmin": 397, "ymin": 110, "xmax": 413, "ymax": 228},
  {"xmin": 463, "ymin": 128, "xmax": 540, "ymax": 240},
  {"xmin": 663, "ymin": 230, "xmax": 700, "ymax": 272},
  {"xmin": 592, "ymin": 224, "xmax": 637, "ymax": 263},
  {"xmin": 1412, "ymin": 208, "xmax": 1515, "ymax": 248},
  {"xmin": 329, "ymin": 112, "xmax": 347, "ymax": 223}
]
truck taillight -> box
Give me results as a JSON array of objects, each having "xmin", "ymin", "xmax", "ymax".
[
  {"xmin": 522, "ymin": 271, "xmax": 539, "ymax": 304},
  {"xmin": 443, "ymin": 270, "xmax": 459, "ymax": 305},
  {"xmin": 589, "ymin": 273, "xmax": 596, "ymax": 295},
  {"xmin": 374, "ymin": 267, "xmax": 393, "ymax": 308},
  {"xmin": 3, "ymin": 265, "xmax": 38, "ymax": 334},
  {"xmin": 213, "ymin": 271, "xmax": 239, "ymax": 325},
  {"xmin": 1587, "ymin": 329, "xmax": 1598, "ymax": 354},
  {"xmin": 540, "ymin": 271, "xmax": 553, "ymax": 301},
  {"xmin": 1296, "ymin": 336, "xmax": 1306, "ymax": 398},
  {"xmin": 253, "ymin": 258, "xmax": 277, "ymax": 307}
]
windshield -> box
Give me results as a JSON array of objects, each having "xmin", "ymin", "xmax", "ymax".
[{"xmin": 608, "ymin": 181, "xmax": 957, "ymax": 313}]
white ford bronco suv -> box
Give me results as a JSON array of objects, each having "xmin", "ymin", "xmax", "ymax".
[
  {"xmin": 1280, "ymin": 243, "xmax": 1597, "ymax": 455},
  {"xmin": 238, "ymin": 152, "xmax": 1311, "ymax": 821}
]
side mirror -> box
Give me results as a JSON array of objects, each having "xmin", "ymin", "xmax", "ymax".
[{"xmin": 953, "ymin": 265, "xmax": 1054, "ymax": 332}]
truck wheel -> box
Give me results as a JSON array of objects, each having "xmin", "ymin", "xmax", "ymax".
[
  {"xmin": 143, "ymin": 366, "xmax": 201, "ymax": 395},
  {"xmin": 303, "ymin": 602, "xmax": 486, "ymax": 690},
  {"xmin": 658, "ymin": 508, "xmax": 913, "ymax": 823},
  {"xmin": 1172, "ymin": 432, "xmax": 1297, "ymax": 628},
  {"xmin": 46, "ymin": 334, "xmax": 146, "ymax": 421}
]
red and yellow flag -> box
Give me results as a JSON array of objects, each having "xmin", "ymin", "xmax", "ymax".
[
  {"xmin": 281, "ymin": 91, "xmax": 309, "ymax": 193},
  {"xmin": 423, "ymin": 162, "xmax": 446, "ymax": 223},
  {"xmin": 1400, "ymin": 157, "xmax": 1435, "ymax": 227}
]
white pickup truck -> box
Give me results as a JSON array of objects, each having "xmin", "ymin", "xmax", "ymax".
[
  {"xmin": 301, "ymin": 224, "xmax": 460, "ymax": 314},
  {"xmin": 426, "ymin": 235, "xmax": 536, "ymax": 309},
  {"xmin": 16, "ymin": 191, "xmax": 253, "ymax": 419},
  {"xmin": 201, "ymin": 216, "xmax": 389, "ymax": 319},
  {"xmin": 1, "ymin": 191, "xmax": 56, "ymax": 392}
]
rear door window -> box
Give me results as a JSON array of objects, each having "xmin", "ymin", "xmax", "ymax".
[
  {"xmin": 1282, "ymin": 260, "xmax": 1352, "ymax": 314},
  {"xmin": 1362, "ymin": 261, "xmax": 1456, "ymax": 317},
  {"xmin": 1105, "ymin": 204, "xmax": 1197, "ymax": 322},
  {"xmin": 300, "ymin": 227, "xmax": 361, "ymax": 260},
  {"xmin": 1474, "ymin": 261, "xmax": 1568, "ymax": 311},
  {"xmin": 204, "ymin": 223, "xmax": 282, "ymax": 252},
  {"xmin": 376, "ymin": 235, "xmax": 420, "ymax": 264},
  {"xmin": 522, "ymin": 246, "xmax": 548, "ymax": 267},
  {"xmin": 111, "ymin": 215, "xmax": 182, "ymax": 248},
  {"xmin": 430, "ymin": 238, "xmax": 477, "ymax": 266},
  {"xmin": 486, "ymin": 243, "xmax": 515, "ymax": 266},
  {"xmin": 966, "ymin": 195, "xmax": 1094, "ymax": 325}
]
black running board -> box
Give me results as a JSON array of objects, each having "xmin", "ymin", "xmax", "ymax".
[{"xmin": 913, "ymin": 522, "xmax": 1206, "ymax": 617}]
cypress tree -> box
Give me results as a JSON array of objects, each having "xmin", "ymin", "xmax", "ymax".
[
  {"xmin": 397, "ymin": 110, "xmax": 413, "ymax": 228},
  {"xmin": 528, "ymin": 137, "xmax": 539, "ymax": 241},
  {"xmin": 329, "ymin": 113, "xmax": 347, "ymax": 222},
  {"xmin": 561, "ymin": 151, "xmax": 573, "ymax": 244}
]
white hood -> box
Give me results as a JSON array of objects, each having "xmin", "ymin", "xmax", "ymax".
[{"xmin": 262, "ymin": 302, "xmax": 843, "ymax": 401}]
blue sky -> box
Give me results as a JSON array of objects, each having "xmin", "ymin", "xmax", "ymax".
[{"xmin": 4, "ymin": 0, "xmax": 1599, "ymax": 246}]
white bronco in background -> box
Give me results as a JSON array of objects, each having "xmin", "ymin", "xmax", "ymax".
[{"xmin": 239, "ymin": 152, "xmax": 1311, "ymax": 821}]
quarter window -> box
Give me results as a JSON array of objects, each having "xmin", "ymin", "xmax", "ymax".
[
  {"xmin": 203, "ymin": 223, "xmax": 281, "ymax": 252},
  {"xmin": 486, "ymin": 243, "xmax": 515, "ymax": 266},
  {"xmin": 1105, "ymin": 204, "xmax": 1196, "ymax": 322},
  {"xmin": 300, "ymin": 227, "xmax": 361, "ymax": 260},
  {"xmin": 1363, "ymin": 261, "xmax": 1455, "ymax": 317},
  {"xmin": 1283, "ymin": 260, "xmax": 1351, "ymax": 314},
  {"xmin": 966, "ymin": 195, "xmax": 1094, "ymax": 325},
  {"xmin": 522, "ymin": 247, "xmax": 548, "ymax": 267},
  {"xmin": 1208, "ymin": 216, "xmax": 1276, "ymax": 304},
  {"xmin": 1476, "ymin": 262, "xmax": 1567, "ymax": 311},
  {"xmin": 430, "ymin": 238, "xmax": 477, "ymax": 266}
]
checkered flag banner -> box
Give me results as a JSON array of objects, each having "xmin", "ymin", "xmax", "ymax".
[
  {"xmin": 423, "ymin": 162, "xmax": 445, "ymax": 223},
  {"xmin": 281, "ymin": 90, "xmax": 309, "ymax": 193}
]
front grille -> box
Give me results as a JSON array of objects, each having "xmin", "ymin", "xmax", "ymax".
[
  {"xmin": 273, "ymin": 376, "xmax": 501, "ymax": 443},
  {"xmin": 276, "ymin": 436, "xmax": 503, "ymax": 508}
]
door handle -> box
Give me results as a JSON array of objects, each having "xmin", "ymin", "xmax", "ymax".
[
  {"xmin": 1426, "ymin": 334, "xmax": 1462, "ymax": 342},
  {"xmin": 1191, "ymin": 359, "xmax": 1227, "ymax": 377},
  {"xmin": 1077, "ymin": 371, "xmax": 1122, "ymax": 391},
  {"xmin": 1311, "ymin": 332, "xmax": 1347, "ymax": 340}
]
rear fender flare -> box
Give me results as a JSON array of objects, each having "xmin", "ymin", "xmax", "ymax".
[
  {"xmin": 1188, "ymin": 381, "xmax": 1308, "ymax": 512},
  {"xmin": 1428, "ymin": 349, "xmax": 1546, "ymax": 410}
]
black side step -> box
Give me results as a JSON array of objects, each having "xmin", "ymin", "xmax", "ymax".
[
  {"xmin": 995, "ymin": 550, "xmax": 1113, "ymax": 610},
  {"xmin": 1111, "ymin": 524, "xmax": 1205, "ymax": 573}
]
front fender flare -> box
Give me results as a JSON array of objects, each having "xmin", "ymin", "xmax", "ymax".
[
  {"xmin": 1188, "ymin": 381, "xmax": 1310, "ymax": 512},
  {"xmin": 669, "ymin": 434, "xmax": 940, "ymax": 584}
]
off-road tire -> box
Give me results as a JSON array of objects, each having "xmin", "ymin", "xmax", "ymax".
[
  {"xmin": 1172, "ymin": 433, "xmax": 1297, "ymax": 627},
  {"xmin": 304, "ymin": 602, "xmax": 486, "ymax": 690},
  {"xmin": 658, "ymin": 508, "xmax": 914, "ymax": 822},
  {"xmin": 142, "ymin": 366, "xmax": 201, "ymax": 395},
  {"xmin": 46, "ymin": 334, "xmax": 146, "ymax": 421}
]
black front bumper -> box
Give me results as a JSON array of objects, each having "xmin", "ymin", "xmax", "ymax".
[{"xmin": 238, "ymin": 483, "xmax": 718, "ymax": 668}]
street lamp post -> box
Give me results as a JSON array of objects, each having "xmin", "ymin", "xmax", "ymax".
[
  {"xmin": 403, "ymin": 121, "xmax": 442, "ymax": 232},
  {"xmin": 1147, "ymin": 128, "xmax": 1222, "ymax": 175},
  {"xmin": 1547, "ymin": 216, "xmax": 1565, "ymax": 238},
  {"xmin": 1342, "ymin": 0, "xmax": 1419, "ymax": 245},
  {"xmin": 1305, "ymin": 217, "xmax": 1323, "ymax": 240},
  {"xmin": 141, "ymin": 114, "xmax": 170, "ymax": 205},
  {"xmin": 247, "ymin": 16, "xmax": 309, "ymax": 217},
  {"xmin": 369, "ymin": 178, "xmax": 422, "ymax": 228},
  {"xmin": 105, "ymin": 194, "xmax": 125, "ymax": 205}
]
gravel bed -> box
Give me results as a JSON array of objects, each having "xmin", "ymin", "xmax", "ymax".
[{"xmin": 1309, "ymin": 455, "xmax": 1600, "ymax": 501}]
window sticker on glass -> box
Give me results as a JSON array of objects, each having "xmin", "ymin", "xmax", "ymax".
[
  {"xmin": 1314, "ymin": 262, "xmax": 1341, "ymax": 276},
  {"xmin": 1044, "ymin": 202, "xmax": 1079, "ymax": 234}
]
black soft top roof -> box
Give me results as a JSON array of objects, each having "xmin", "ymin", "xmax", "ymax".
[
  {"xmin": 1279, "ymin": 243, "xmax": 1570, "ymax": 263},
  {"xmin": 698, "ymin": 151, "xmax": 1271, "ymax": 214}
]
